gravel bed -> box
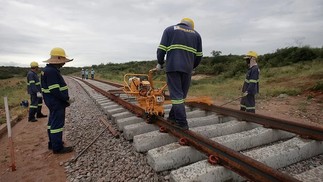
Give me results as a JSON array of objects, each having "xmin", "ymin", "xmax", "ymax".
[
  {"xmin": 62, "ymin": 78, "xmax": 170, "ymax": 182},
  {"xmin": 279, "ymin": 154, "xmax": 323, "ymax": 175}
]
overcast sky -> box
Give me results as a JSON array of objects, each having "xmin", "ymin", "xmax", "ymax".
[{"xmin": 1, "ymin": 0, "xmax": 322, "ymax": 67}]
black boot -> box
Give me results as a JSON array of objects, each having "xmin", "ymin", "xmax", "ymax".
[
  {"xmin": 53, "ymin": 146, "xmax": 73, "ymax": 154},
  {"xmin": 28, "ymin": 118, "xmax": 38, "ymax": 122},
  {"xmin": 37, "ymin": 113, "xmax": 47, "ymax": 118}
]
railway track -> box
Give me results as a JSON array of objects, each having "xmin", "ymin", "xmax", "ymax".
[{"xmin": 69, "ymin": 77, "xmax": 323, "ymax": 182}]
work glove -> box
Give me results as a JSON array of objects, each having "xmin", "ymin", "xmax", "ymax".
[
  {"xmin": 242, "ymin": 92, "xmax": 248, "ymax": 97},
  {"xmin": 67, "ymin": 98, "xmax": 75, "ymax": 105},
  {"xmin": 36, "ymin": 92, "xmax": 42, "ymax": 98},
  {"xmin": 191, "ymin": 69, "xmax": 196, "ymax": 75},
  {"xmin": 156, "ymin": 64, "xmax": 163, "ymax": 71}
]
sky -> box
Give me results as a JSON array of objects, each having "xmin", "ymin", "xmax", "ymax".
[{"xmin": 0, "ymin": 0, "xmax": 323, "ymax": 67}]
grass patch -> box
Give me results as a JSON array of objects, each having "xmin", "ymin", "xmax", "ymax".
[
  {"xmin": 189, "ymin": 60, "xmax": 323, "ymax": 100},
  {"xmin": 311, "ymin": 81, "xmax": 323, "ymax": 91},
  {"xmin": 189, "ymin": 76, "xmax": 243, "ymax": 99},
  {"xmin": 263, "ymin": 87, "xmax": 302, "ymax": 97},
  {"xmin": 0, "ymin": 77, "xmax": 29, "ymax": 124}
]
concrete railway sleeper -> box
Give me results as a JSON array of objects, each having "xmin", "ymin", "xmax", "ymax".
[{"xmin": 70, "ymin": 77, "xmax": 323, "ymax": 182}]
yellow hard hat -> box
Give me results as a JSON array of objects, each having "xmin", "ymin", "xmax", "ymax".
[
  {"xmin": 30, "ymin": 61, "xmax": 39, "ymax": 68},
  {"xmin": 181, "ymin": 17, "xmax": 194, "ymax": 29},
  {"xmin": 50, "ymin": 47, "xmax": 67, "ymax": 57},
  {"xmin": 244, "ymin": 51, "xmax": 258, "ymax": 59},
  {"xmin": 44, "ymin": 47, "xmax": 73, "ymax": 64}
]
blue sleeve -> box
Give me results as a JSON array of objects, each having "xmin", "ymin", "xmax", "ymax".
[
  {"xmin": 46, "ymin": 69, "xmax": 69, "ymax": 102},
  {"xmin": 157, "ymin": 28, "xmax": 169, "ymax": 65},
  {"xmin": 246, "ymin": 67, "xmax": 259, "ymax": 94},
  {"xmin": 27, "ymin": 72, "xmax": 38, "ymax": 94},
  {"xmin": 194, "ymin": 33, "xmax": 203, "ymax": 68}
]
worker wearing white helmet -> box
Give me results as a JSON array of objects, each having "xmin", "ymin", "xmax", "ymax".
[
  {"xmin": 81, "ymin": 68, "xmax": 85, "ymax": 79},
  {"xmin": 27, "ymin": 61, "xmax": 47, "ymax": 122},
  {"xmin": 85, "ymin": 68, "xmax": 89, "ymax": 79},
  {"xmin": 41, "ymin": 47, "xmax": 73, "ymax": 154},
  {"xmin": 240, "ymin": 51, "xmax": 260, "ymax": 113}
]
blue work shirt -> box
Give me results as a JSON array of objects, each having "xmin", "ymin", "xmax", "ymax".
[
  {"xmin": 242, "ymin": 65, "xmax": 260, "ymax": 95},
  {"xmin": 157, "ymin": 23, "xmax": 203, "ymax": 74},
  {"xmin": 41, "ymin": 64, "xmax": 70, "ymax": 109},
  {"xmin": 27, "ymin": 70, "xmax": 41, "ymax": 94}
]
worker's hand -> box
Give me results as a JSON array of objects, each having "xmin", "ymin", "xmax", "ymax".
[
  {"xmin": 36, "ymin": 92, "xmax": 42, "ymax": 98},
  {"xmin": 242, "ymin": 92, "xmax": 248, "ymax": 97},
  {"xmin": 68, "ymin": 98, "xmax": 75, "ymax": 104},
  {"xmin": 156, "ymin": 64, "xmax": 163, "ymax": 71},
  {"xmin": 191, "ymin": 69, "xmax": 196, "ymax": 75},
  {"xmin": 66, "ymin": 98, "xmax": 75, "ymax": 107}
]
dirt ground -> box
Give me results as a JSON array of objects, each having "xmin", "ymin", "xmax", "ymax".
[
  {"xmin": 227, "ymin": 91, "xmax": 323, "ymax": 125},
  {"xmin": 0, "ymin": 93, "xmax": 322, "ymax": 182},
  {"xmin": 0, "ymin": 107, "xmax": 73, "ymax": 182}
]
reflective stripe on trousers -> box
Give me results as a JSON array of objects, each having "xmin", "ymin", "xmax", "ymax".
[{"xmin": 48, "ymin": 107, "xmax": 65, "ymax": 152}]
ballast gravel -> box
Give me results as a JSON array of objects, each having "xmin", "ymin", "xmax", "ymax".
[{"xmin": 63, "ymin": 78, "xmax": 170, "ymax": 182}]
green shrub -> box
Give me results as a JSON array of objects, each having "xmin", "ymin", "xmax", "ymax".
[{"xmin": 311, "ymin": 81, "xmax": 323, "ymax": 91}]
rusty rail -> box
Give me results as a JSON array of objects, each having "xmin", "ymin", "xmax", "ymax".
[
  {"xmin": 155, "ymin": 117, "xmax": 300, "ymax": 182},
  {"xmin": 76, "ymin": 78, "xmax": 301, "ymax": 182},
  {"xmin": 186, "ymin": 102, "xmax": 323, "ymax": 141},
  {"xmin": 99, "ymin": 117, "xmax": 119, "ymax": 138},
  {"xmin": 90, "ymin": 77, "xmax": 323, "ymax": 141},
  {"xmin": 93, "ymin": 78, "xmax": 123, "ymax": 88}
]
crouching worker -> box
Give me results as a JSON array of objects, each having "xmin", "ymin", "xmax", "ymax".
[{"xmin": 41, "ymin": 47, "xmax": 74, "ymax": 154}]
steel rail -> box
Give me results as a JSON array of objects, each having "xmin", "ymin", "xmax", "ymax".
[
  {"xmin": 77, "ymin": 78, "xmax": 300, "ymax": 182},
  {"xmin": 185, "ymin": 102, "xmax": 323, "ymax": 141},
  {"xmin": 155, "ymin": 117, "xmax": 300, "ymax": 182},
  {"xmin": 93, "ymin": 78, "xmax": 123, "ymax": 88},
  {"xmin": 91, "ymin": 77, "xmax": 323, "ymax": 140}
]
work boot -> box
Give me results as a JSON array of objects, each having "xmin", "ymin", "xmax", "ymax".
[
  {"xmin": 175, "ymin": 123, "xmax": 189, "ymax": 130},
  {"xmin": 53, "ymin": 146, "xmax": 73, "ymax": 154},
  {"xmin": 167, "ymin": 117, "xmax": 176, "ymax": 124},
  {"xmin": 48, "ymin": 141, "xmax": 65, "ymax": 150},
  {"xmin": 37, "ymin": 113, "xmax": 47, "ymax": 118},
  {"xmin": 28, "ymin": 118, "xmax": 38, "ymax": 122},
  {"xmin": 48, "ymin": 142, "xmax": 52, "ymax": 150}
]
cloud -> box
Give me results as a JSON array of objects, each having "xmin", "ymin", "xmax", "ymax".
[{"xmin": 0, "ymin": 0, "xmax": 322, "ymax": 67}]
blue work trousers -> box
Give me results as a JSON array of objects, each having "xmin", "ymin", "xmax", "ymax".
[
  {"xmin": 47, "ymin": 107, "xmax": 65, "ymax": 152},
  {"xmin": 167, "ymin": 72, "xmax": 191, "ymax": 127},
  {"xmin": 29, "ymin": 94, "xmax": 43, "ymax": 120},
  {"xmin": 240, "ymin": 94, "xmax": 256, "ymax": 113}
]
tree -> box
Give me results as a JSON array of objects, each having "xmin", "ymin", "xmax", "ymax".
[{"xmin": 211, "ymin": 50, "xmax": 222, "ymax": 57}]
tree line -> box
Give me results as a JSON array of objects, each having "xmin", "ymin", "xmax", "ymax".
[{"xmin": 1, "ymin": 46, "xmax": 322, "ymax": 80}]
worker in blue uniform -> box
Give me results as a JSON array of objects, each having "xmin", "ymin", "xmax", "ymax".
[
  {"xmin": 41, "ymin": 47, "xmax": 74, "ymax": 154},
  {"xmin": 91, "ymin": 68, "xmax": 95, "ymax": 79},
  {"xmin": 156, "ymin": 17, "xmax": 203, "ymax": 130},
  {"xmin": 240, "ymin": 51, "xmax": 260, "ymax": 113},
  {"xmin": 81, "ymin": 68, "xmax": 85, "ymax": 79},
  {"xmin": 85, "ymin": 69, "xmax": 89, "ymax": 79},
  {"xmin": 27, "ymin": 61, "xmax": 47, "ymax": 122}
]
